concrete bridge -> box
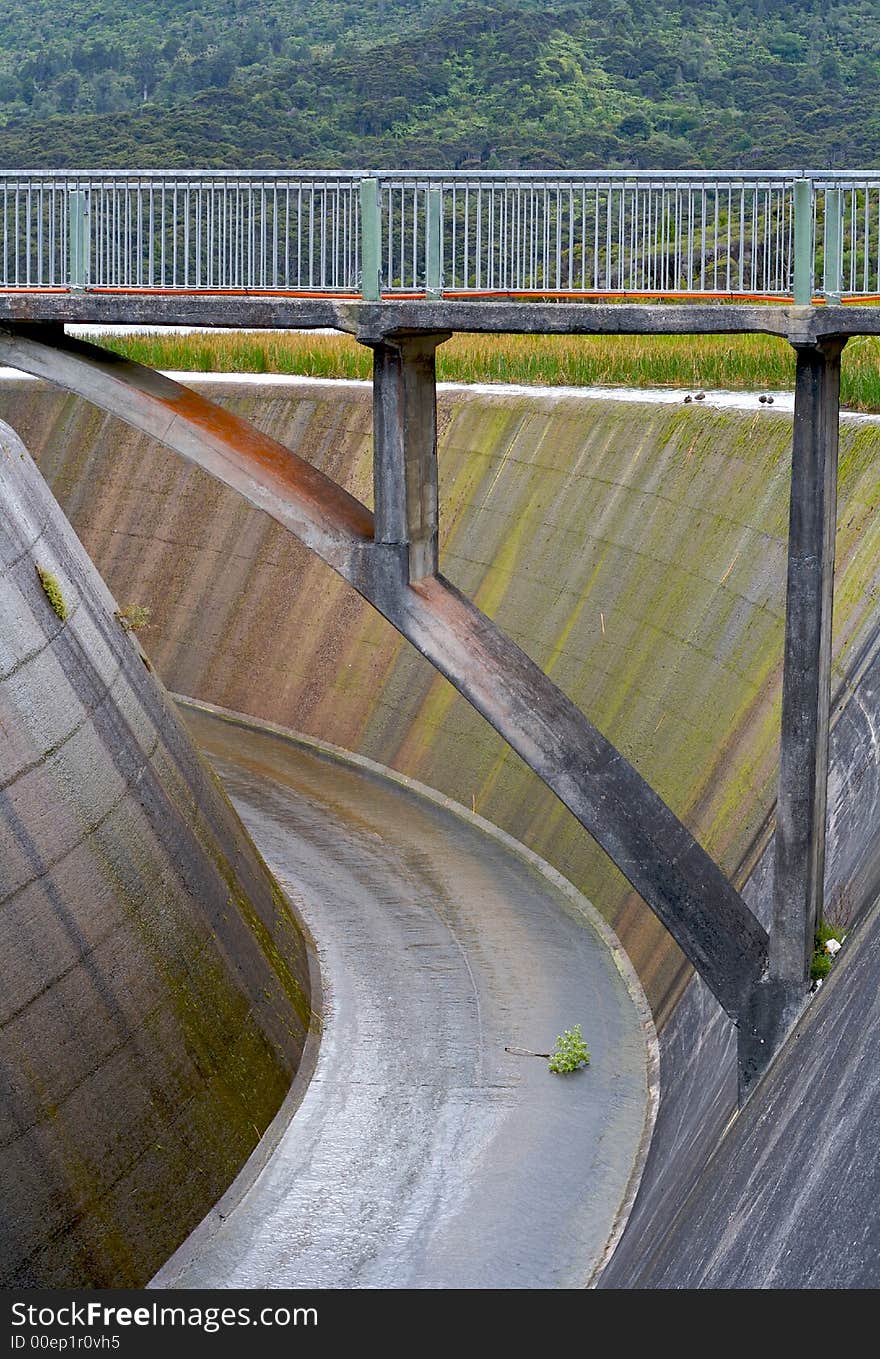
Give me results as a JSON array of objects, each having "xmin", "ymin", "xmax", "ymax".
[{"xmin": 4, "ymin": 168, "xmax": 880, "ymax": 1097}]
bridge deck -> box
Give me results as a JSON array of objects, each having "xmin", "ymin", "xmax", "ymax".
[{"xmin": 3, "ymin": 294, "xmax": 880, "ymax": 342}]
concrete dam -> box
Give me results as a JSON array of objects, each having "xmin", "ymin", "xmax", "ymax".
[{"xmin": 6, "ymin": 366, "xmax": 880, "ymax": 1287}]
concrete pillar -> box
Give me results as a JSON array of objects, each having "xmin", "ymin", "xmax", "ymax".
[
  {"xmin": 370, "ymin": 333, "xmax": 450, "ymax": 582},
  {"xmin": 771, "ymin": 338, "xmax": 845, "ymax": 986}
]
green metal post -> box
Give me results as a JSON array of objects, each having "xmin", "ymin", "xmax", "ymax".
[
  {"xmin": 793, "ymin": 179, "xmax": 813, "ymax": 306},
  {"xmin": 360, "ymin": 177, "xmax": 382, "ymax": 302},
  {"xmin": 426, "ymin": 187, "xmax": 443, "ymax": 299},
  {"xmin": 823, "ymin": 187, "xmax": 843, "ymax": 304},
  {"xmin": 68, "ymin": 190, "xmax": 90, "ymax": 290}
]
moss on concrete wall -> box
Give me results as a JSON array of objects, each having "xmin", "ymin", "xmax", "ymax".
[
  {"xmin": 7, "ymin": 375, "xmax": 880, "ymax": 1024},
  {"xmin": 0, "ymin": 415, "xmax": 314, "ymax": 1287}
]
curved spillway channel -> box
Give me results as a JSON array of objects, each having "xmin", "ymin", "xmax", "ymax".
[{"xmin": 153, "ymin": 703, "xmax": 654, "ymax": 1290}]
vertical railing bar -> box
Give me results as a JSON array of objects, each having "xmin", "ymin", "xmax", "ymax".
[
  {"xmin": 686, "ymin": 186, "xmax": 693, "ymax": 290},
  {"xmin": 148, "ymin": 187, "xmax": 154, "ymax": 287},
  {"xmin": 272, "ymin": 184, "xmax": 278, "ymax": 289},
  {"xmin": 37, "ymin": 186, "xmax": 43, "ymax": 287},
  {"xmin": 851, "ymin": 185, "xmax": 857, "ymax": 292},
  {"xmin": 25, "ymin": 184, "xmax": 31, "ymax": 287},
  {"xmin": 183, "ymin": 187, "xmax": 189, "ymax": 288},
  {"xmin": 603, "ymin": 180, "xmax": 610, "ymax": 291},
  {"xmin": 296, "ymin": 184, "xmax": 302, "ymax": 288},
  {"xmin": 284, "ymin": 184, "xmax": 291, "ymax": 288},
  {"xmin": 195, "ymin": 185, "xmax": 202, "ymax": 288},
  {"xmin": 663, "ymin": 183, "xmax": 669, "ymax": 291},
  {"xmin": 487, "ymin": 184, "xmax": 494, "ymax": 290},
  {"xmin": 47, "ymin": 185, "xmax": 53, "ymax": 286},
  {"xmin": 307, "ymin": 186, "xmax": 314, "ymax": 288},
  {"xmin": 389, "ymin": 183, "xmax": 396, "ymax": 289},
  {"xmin": 410, "ymin": 182, "xmax": 416, "ymax": 289}
]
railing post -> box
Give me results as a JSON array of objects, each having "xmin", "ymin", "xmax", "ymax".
[
  {"xmin": 793, "ymin": 178, "xmax": 814, "ymax": 306},
  {"xmin": 359, "ymin": 177, "xmax": 382, "ymax": 302},
  {"xmin": 823, "ymin": 186, "xmax": 843, "ymax": 304},
  {"xmin": 426, "ymin": 186, "xmax": 443, "ymax": 299},
  {"xmin": 68, "ymin": 189, "xmax": 90, "ymax": 291}
]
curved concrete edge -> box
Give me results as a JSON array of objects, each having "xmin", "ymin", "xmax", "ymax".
[
  {"xmin": 167, "ymin": 693, "xmax": 660, "ymax": 1288},
  {"xmin": 149, "ymin": 917, "xmax": 325, "ymax": 1290}
]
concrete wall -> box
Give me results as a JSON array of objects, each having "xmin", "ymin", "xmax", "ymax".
[
  {"xmin": 607, "ymin": 857, "xmax": 880, "ymax": 1287},
  {"xmin": 0, "ymin": 417, "xmax": 314, "ymax": 1287},
  {"xmin": 7, "ymin": 376, "xmax": 880, "ymax": 1027}
]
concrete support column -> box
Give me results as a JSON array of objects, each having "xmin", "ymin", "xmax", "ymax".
[
  {"xmin": 370, "ymin": 333, "xmax": 450, "ymax": 582},
  {"xmin": 771, "ymin": 338, "xmax": 845, "ymax": 986}
]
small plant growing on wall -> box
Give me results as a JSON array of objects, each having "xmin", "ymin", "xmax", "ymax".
[
  {"xmin": 115, "ymin": 604, "xmax": 152, "ymax": 632},
  {"xmin": 36, "ymin": 565, "xmax": 67, "ymax": 621},
  {"xmin": 548, "ymin": 1024, "xmax": 590, "ymax": 1074},
  {"xmin": 811, "ymin": 919, "xmax": 846, "ymax": 982}
]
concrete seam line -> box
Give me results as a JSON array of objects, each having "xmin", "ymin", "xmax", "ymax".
[{"xmin": 172, "ymin": 691, "xmax": 660, "ymax": 1285}]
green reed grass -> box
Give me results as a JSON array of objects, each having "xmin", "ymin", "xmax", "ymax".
[{"xmin": 93, "ymin": 330, "xmax": 880, "ymax": 413}]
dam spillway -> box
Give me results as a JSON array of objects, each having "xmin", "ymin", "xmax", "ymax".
[
  {"xmin": 5, "ymin": 366, "xmax": 880, "ymax": 1286},
  {"xmin": 154, "ymin": 702, "xmax": 653, "ymax": 1289},
  {"xmin": 10, "ymin": 369, "xmax": 880, "ymax": 1020}
]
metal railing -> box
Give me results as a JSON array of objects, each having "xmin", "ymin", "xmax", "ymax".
[{"xmin": 2, "ymin": 169, "xmax": 880, "ymax": 301}]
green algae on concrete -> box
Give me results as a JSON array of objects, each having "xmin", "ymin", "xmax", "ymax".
[
  {"xmin": 9, "ymin": 374, "xmax": 880, "ymax": 1023},
  {"xmin": 35, "ymin": 565, "xmax": 68, "ymax": 620},
  {"xmin": 0, "ymin": 417, "xmax": 315, "ymax": 1288}
]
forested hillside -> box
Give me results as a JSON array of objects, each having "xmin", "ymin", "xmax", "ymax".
[{"xmin": 0, "ymin": 0, "xmax": 878, "ymax": 168}]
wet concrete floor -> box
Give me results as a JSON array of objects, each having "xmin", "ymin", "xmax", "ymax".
[{"xmin": 153, "ymin": 704, "xmax": 651, "ymax": 1289}]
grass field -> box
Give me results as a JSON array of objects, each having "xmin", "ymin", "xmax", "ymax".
[{"xmin": 93, "ymin": 330, "xmax": 880, "ymax": 413}]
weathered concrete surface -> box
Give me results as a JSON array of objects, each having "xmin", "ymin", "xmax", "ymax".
[
  {"xmin": 0, "ymin": 295, "xmax": 877, "ymax": 342},
  {"xmin": 610, "ymin": 879, "xmax": 880, "ymax": 1288},
  {"xmin": 155, "ymin": 703, "xmax": 654, "ymax": 1290},
  {"xmin": 0, "ymin": 332, "xmax": 769, "ymax": 1026},
  {"xmin": 601, "ymin": 618, "xmax": 880, "ymax": 1285},
  {"xmin": 0, "ymin": 420, "xmax": 314, "ymax": 1287},
  {"xmin": 772, "ymin": 342, "xmax": 843, "ymax": 986},
  {"xmin": 6, "ymin": 368, "xmax": 880, "ymax": 1284},
  {"xmin": 10, "ymin": 375, "xmax": 880, "ymax": 1026}
]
